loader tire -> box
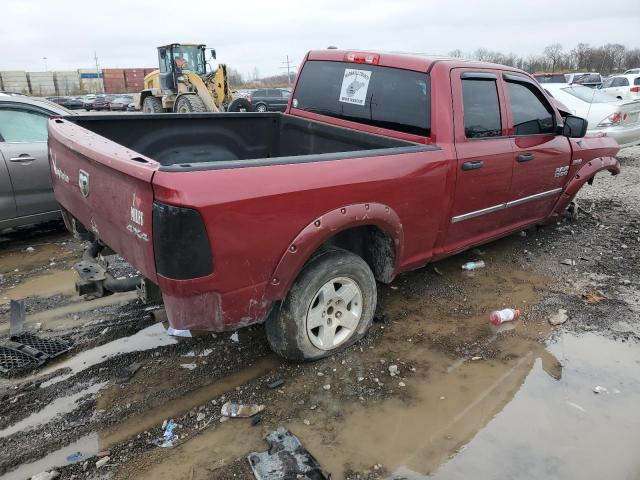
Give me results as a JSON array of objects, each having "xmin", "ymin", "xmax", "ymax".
[
  {"xmin": 265, "ymin": 248, "xmax": 377, "ymax": 362},
  {"xmin": 142, "ymin": 96, "xmax": 163, "ymax": 113},
  {"xmin": 175, "ymin": 95, "xmax": 207, "ymax": 113}
]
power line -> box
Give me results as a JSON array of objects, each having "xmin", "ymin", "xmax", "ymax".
[{"xmin": 279, "ymin": 55, "xmax": 297, "ymax": 87}]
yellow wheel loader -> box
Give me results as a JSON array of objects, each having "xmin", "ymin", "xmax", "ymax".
[{"xmin": 138, "ymin": 43, "xmax": 232, "ymax": 113}]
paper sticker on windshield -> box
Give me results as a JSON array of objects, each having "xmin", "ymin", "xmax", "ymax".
[{"xmin": 339, "ymin": 69, "xmax": 371, "ymax": 106}]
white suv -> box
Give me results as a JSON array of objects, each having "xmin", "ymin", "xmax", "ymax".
[{"xmin": 600, "ymin": 74, "xmax": 640, "ymax": 101}]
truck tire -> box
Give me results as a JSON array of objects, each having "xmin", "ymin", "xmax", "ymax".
[
  {"xmin": 175, "ymin": 95, "xmax": 207, "ymax": 113},
  {"xmin": 266, "ymin": 248, "xmax": 377, "ymax": 361},
  {"xmin": 142, "ymin": 96, "xmax": 164, "ymax": 113}
]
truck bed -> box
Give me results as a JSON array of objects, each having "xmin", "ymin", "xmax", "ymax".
[{"xmin": 61, "ymin": 112, "xmax": 425, "ymax": 171}]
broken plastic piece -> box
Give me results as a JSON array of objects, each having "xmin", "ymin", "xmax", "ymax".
[
  {"xmin": 166, "ymin": 327, "xmax": 192, "ymax": 337},
  {"xmin": 462, "ymin": 260, "xmax": 485, "ymax": 271},
  {"xmin": 221, "ymin": 401, "xmax": 265, "ymax": 418},
  {"xmin": 248, "ymin": 427, "xmax": 328, "ymax": 480}
]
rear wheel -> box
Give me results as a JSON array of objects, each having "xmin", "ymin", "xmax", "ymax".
[
  {"xmin": 254, "ymin": 103, "xmax": 268, "ymax": 112},
  {"xmin": 142, "ymin": 96, "xmax": 163, "ymax": 113},
  {"xmin": 266, "ymin": 248, "xmax": 377, "ymax": 361},
  {"xmin": 174, "ymin": 95, "xmax": 207, "ymax": 113}
]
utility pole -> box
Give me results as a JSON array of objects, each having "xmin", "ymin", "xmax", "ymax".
[
  {"xmin": 42, "ymin": 57, "xmax": 48, "ymax": 71},
  {"xmin": 280, "ymin": 55, "xmax": 297, "ymax": 87},
  {"xmin": 94, "ymin": 51, "xmax": 102, "ymax": 93}
]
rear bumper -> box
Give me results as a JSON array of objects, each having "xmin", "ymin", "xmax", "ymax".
[
  {"xmin": 159, "ymin": 279, "xmax": 272, "ymax": 331},
  {"xmin": 590, "ymin": 125, "xmax": 640, "ymax": 148}
]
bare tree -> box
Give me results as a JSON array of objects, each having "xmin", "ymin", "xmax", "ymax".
[{"xmin": 543, "ymin": 43, "xmax": 563, "ymax": 72}]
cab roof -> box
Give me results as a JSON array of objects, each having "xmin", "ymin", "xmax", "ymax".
[{"xmin": 306, "ymin": 49, "xmax": 528, "ymax": 75}]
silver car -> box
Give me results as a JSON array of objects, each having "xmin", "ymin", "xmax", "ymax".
[{"xmin": 0, "ymin": 93, "xmax": 74, "ymax": 229}]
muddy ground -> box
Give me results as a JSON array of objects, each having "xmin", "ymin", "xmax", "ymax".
[{"xmin": 1, "ymin": 147, "xmax": 639, "ymax": 480}]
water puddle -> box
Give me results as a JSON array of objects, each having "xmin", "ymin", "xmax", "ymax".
[
  {"xmin": 0, "ymin": 382, "xmax": 107, "ymax": 438},
  {"xmin": 1, "ymin": 433, "xmax": 98, "ymax": 480},
  {"xmin": 0, "ymin": 269, "xmax": 75, "ymax": 303},
  {"xmin": 97, "ymin": 354, "xmax": 280, "ymax": 448},
  {"xmin": 37, "ymin": 322, "xmax": 177, "ymax": 387},
  {"xmin": 0, "ymin": 242, "xmax": 71, "ymax": 275}
]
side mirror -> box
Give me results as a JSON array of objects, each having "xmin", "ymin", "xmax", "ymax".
[
  {"xmin": 562, "ymin": 115, "xmax": 588, "ymax": 138},
  {"xmin": 210, "ymin": 49, "xmax": 216, "ymax": 60}
]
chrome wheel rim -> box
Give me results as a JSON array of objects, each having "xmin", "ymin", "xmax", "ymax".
[
  {"xmin": 306, "ymin": 277, "xmax": 363, "ymax": 350},
  {"xmin": 256, "ymin": 105, "xmax": 266, "ymax": 112}
]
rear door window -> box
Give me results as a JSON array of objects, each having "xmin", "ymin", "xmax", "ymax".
[
  {"xmin": 505, "ymin": 81, "xmax": 555, "ymax": 135},
  {"xmin": 292, "ymin": 60, "xmax": 430, "ymax": 136},
  {"xmin": 461, "ymin": 79, "xmax": 502, "ymax": 138}
]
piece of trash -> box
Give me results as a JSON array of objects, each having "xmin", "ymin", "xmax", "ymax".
[
  {"xmin": 230, "ymin": 332, "xmax": 239, "ymax": 343},
  {"xmin": 489, "ymin": 308, "xmax": 521, "ymax": 326},
  {"xmin": 461, "ymin": 260, "xmax": 485, "ymax": 271},
  {"xmin": 433, "ymin": 266, "xmax": 443, "ymax": 276},
  {"xmin": 9, "ymin": 299, "xmax": 26, "ymax": 337},
  {"xmin": 390, "ymin": 285, "xmax": 398, "ymax": 290},
  {"xmin": 388, "ymin": 365, "xmax": 399, "ymax": 377},
  {"xmin": 471, "ymin": 356, "xmax": 483, "ymax": 361},
  {"xmin": 66, "ymin": 452, "xmax": 85, "ymax": 463},
  {"xmin": 248, "ymin": 427, "xmax": 329, "ymax": 480},
  {"xmin": 166, "ymin": 327, "xmax": 192, "ymax": 338},
  {"xmin": 30, "ymin": 471, "xmax": 60, "ymax": 480},
  {"xmin": 583, "ymin": 291, "xmax": 607, "ymax": 304},
  {"xmin": 267, "ymin": 378, "xmax": 285, "ymax": 389},
  {"xmin": 95, "ymin": 456, "xmax": 110, "ymax": 468},
  {"xmin": 593, "ymin": 385, "xmax": 609, "ymax": 394},
  {"xmin": 196, "ymin": 412, "xmax": 206, "ymax": 422},
  {"xmin": 116, "ymin": 362, "xmax": 143, "ymax": 383},
  {"xmin": 96, "ymin": 450, "xmax": 110, "ymax": 458},
  {"xmin": 560, "ymin": 259, "xmax": 576, "ymax": 266},
  {"xmin": 549, "ymin": 309, "xmax": 569, "ymax": 326},
  {"xmin": 159, "ymin": 419, "xmax": 177, "ymax": 448},
  {"xmin": 251, "ymin": 414, "xmax": 263, "ymax": 426},
  {"xmin": 398, "ymin": 381, "xmax": 406, "ymax": 387},
  {"xmin": 566, "ymin": 401, "xmax": 586, "ymax": 412},
  {"xmin": 25, "ymin": 246, "xmax": 35, "ymax": 253},
  {"xmin": 303, "ymin": 418, "xmax": 311, "ymax": 425},
  {"xmin": 322, "ymin": 384, "xmax": 331, "ymax": 391},
  {"xmin": 180, "ymin": 363, "xmax": 197, "ymax": 370},
  {"xmin": 221, "ymin": 401, "xmax": 265, "ymax": 418}
]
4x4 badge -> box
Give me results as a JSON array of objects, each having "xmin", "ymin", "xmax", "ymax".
[{"xmin": 79, "ymin": 170, "xmax": 90, "ymax": 197}]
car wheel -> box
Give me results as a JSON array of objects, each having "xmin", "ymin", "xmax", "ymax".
[
  {"xmin": 174, "ymin": 95, "xmax": 207, "ymax": 113},
  {"xmin": 265, "ymin": 248, "xmax": 377, "ymax": 361},
  {"xmin": 142, "ymin": 96, "xmax": 164, "ymax": 113},
  {"xmin": 227, "ymin": 97, "xmax": 251, "ymax": 112},
  {"xmin": 255, "ymin": 103, "xmax": 268, "ymax": 112}
]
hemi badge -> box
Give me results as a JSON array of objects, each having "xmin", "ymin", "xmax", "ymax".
[{"xmin": 572, "ymin": 158, "xmax": 583, "ymax": 165}]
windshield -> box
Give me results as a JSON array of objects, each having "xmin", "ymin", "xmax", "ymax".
[
  {"xmin": 561, "ymin": 85, "xmax": 616, "ymax": 103},
  {"xmin": 172, "ymin": 46, "xmax": 205, "ymax": 75}
]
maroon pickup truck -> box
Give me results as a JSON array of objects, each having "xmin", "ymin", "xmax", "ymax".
[{"xmin": 48, "ymin": 50, "xmax": 620, "ymax": 360}]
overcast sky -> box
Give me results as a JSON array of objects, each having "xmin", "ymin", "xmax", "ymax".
[{"xmin": 4, "ymin": 0, "xmax": 640, "ymax": 77}]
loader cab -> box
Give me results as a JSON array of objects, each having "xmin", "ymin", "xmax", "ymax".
[{"xmin": 157, "ymin": 44, "xmax": 207, "ymax": 92}]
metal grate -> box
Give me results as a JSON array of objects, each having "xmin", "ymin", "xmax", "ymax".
[
  {"xmin": 0, "ymin": 345, "xmax": 45, "ymax": 375},
  {"xmin": 10, "ymin": 334, "xmax": 72, "ymax": 359}
]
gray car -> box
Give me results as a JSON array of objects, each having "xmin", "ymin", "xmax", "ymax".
[{"xmin": 0, "ymin": 93, "xmax": 74, "ymax": 229}]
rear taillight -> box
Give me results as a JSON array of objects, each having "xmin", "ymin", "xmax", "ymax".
[
  {"xmin": 344, "ymin": 52, "xmax": 380, "ymax": 64},
  {"xmin": 630, "ymin": 86, "xmax": 640, "ymax": 93},
  {"xmin": 598, "ymin": 111, "xmax": 622, "ymax": 127}
]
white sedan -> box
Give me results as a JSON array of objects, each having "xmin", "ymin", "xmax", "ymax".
[{"xmin": 544, "ymin": 84, "xmax": 640, "ymax": 148}]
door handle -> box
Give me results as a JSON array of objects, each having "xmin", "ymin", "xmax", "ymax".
[
  {"xmin": 462, "ymin": 160, "xmax": 484, "ymax": 171},
  {"xmin": 517, "ymin": 153, "xmax": 535, "ymax": 162},
  {"xmin": 9, "ymin": 155, "xmax": 36, "ymax": 162}
]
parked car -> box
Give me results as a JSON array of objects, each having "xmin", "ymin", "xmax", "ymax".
[
  {"xmin": 82, "ymin": 95, "xmax": 97, "ymax": 110},
  {"xmin": 566, "ymin": 72, "xmax": 603, "ymax": 88},
  {"xmin": 533, "ymin": 73, "xmax": 567, "ymax": 84},
  {"xmin": 247, "ymin": 88, "xmax": 290, "ymax": 112},
  {"xmin": 49, "ymin": 50, "xmax": 619, "ymax": 360},
  {"xmin": 110, "ymin": 96, "xmax": 134, "ymax": 111},
  {"xmin": 623, "ymin": 68, "xmax": 640, "ymax": 75},
  {"xmin": 599, "ymin": 74, "xmax": 640, "ymax": 101},
  {"xmin": 127, "ymin": 102, "xmax": 138, "ymax": 112},
  {"xmin": 91, "ymin": 95, "xmax": 117, "ymax": 111},
  {"xmin": 47, "ymin": 96, "xmax": 85, "ymax": 110},
  {"xmin": 0, "ymin": 93, "xmax": 74, "ymax": 229},
  {"xmin": 544, "ymin": 83, "xmax": 640, "ymax": 148}
]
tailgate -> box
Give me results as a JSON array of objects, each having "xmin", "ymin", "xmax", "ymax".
[{"xmin": 48, "ymin": 117, "xmax": 160, "ymax": 281}]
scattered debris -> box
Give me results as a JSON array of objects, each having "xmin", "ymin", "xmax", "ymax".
[
  {"xmin": 373, "ymin": 314, "xmax": 389, "ymax": 323},
  {"xmin": 322, "ymin": 384, "xmax": 331, "ymax": 391},
  {"xmin": 583, "ymin": 291, "xmax": 607, "ymax": 304},
  {"xmin": 221, "ymin": 402, "xmax": 265, "ymax": 418},
  {"xmin": 489, "ymin": 308, "xmax": 521, "ymax": 326},
  {"xmin": 593, "ymin": 385, "xmax": 609, "ymax": 394},
  {"xmin": 267, "ymin": 378, "xmax": 285, "ymax": 389},
  {"xmin": 388, "ymin": 365, "xmax": 399, "ymax": 377},
  {"xmin": 549, "ymin": 309, "xmax": 569, "ymax": 326},
  {"xmin": 158, "ymin": 419, "xmax": 177, "ymax": 448},
  {"xmin": 196, "ymin": 412, "xmax": 206, "ymax": 422},
  {"xmin": 9, "ymin": 299, "xmax": 26, "ymax": 337},
  {"xmin": 433, "ymin": 266, "xmax": 443, "ymax": 276},
  {"xmin": 30, "ymin": 471, "xmax": 59, "ymax": 480},
  {"xmin": 95, "ymin": 456, "xmax": 110, "ymax": 468},
  {"xmin": 251, "ymin": 414, "xmax": 263, "ymax": 426},
  {"xmin": 180, "ymin": 363, "xmax": 197, "ymax": 370},
  {"xmin": 66, "ymin": 452, "xmax": 85, "ymax": 463},
  {"xmin": 25, "ymin": 246, "xmax": 35, "ymax": 253},
  {"xmin": 461, "ymin": 260, "xmax": 485, "ymax": 271},
  {"xmin": 230, "ymin": 332, "xmax": 239, "ymax": 343},
  {"xmin": 471, "ymin": 356, "xmax": 483, "ymax": 361},
  {"xmin": 398, "ymin": 381, "xmax": 406, "ymax": 387},
  {"xmin": 560, "ymin": 259, "xmax": 576, "ymax": 266},
  {"xmin": 116, "ymin": 362, "xmax": 143, "ymax": 383},
  {"xmin": 248, "ymin": 427, "xmax": 329, "ymax": 480}
]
